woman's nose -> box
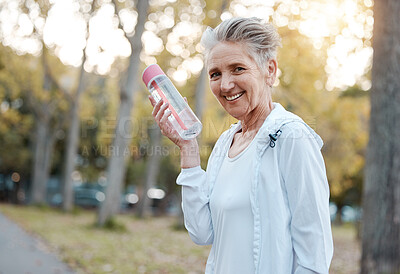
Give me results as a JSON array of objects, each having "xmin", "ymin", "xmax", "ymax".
[{"xmin": 220, "ymin": 75, "xmax": 234, "ymax": 92}]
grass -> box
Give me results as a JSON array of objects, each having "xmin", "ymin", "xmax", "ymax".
[{"xmin": 0, "ymin": 204, "xmax": 360, "ymax": 274}]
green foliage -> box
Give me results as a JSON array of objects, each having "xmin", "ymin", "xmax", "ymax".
[
  {"xmin": 340, "ymin": 85, "xmax": 370, "ymax": 98},
  {"xmin": 70, "ymin": 206, "xmax": 83, "ymax": 216},
  {"xmin": 321, "ymin": 87, "xmax": 369, "ymax": 206},
  {"xmin": 78, "ymin": 75, "xmax": 119, "ymax": 182},
  {"xmin": 0, "ymin": 45, "xmax": 34, "ymax": 175},
  {"xmin": 157, "ymin": 153, "xmax": 180, "ymax": 194},
  {"xmin": 33, "ymin": 203, "xmax": 53, "ymax": 211},
  {"xmin": 172, "ymin": 220, "xmax": 186, "ymax": 231},
  {"xmin": 99, "ymin": 217, "xmax": 128, "ymax": 233}
]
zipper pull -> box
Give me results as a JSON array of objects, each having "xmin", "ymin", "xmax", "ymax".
[{"xmin": 269, "ymin": 129, "xmax": 282, "ymax": 148}]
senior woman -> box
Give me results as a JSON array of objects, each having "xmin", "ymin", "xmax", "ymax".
[{"xmin": 149, "ymin": 17, "xmax": 333, "ymax": 274}]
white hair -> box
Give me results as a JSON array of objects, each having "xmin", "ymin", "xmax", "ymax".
[{"xmin": 201, "ymin": 17, "xmax": 281, "ymax": 70}]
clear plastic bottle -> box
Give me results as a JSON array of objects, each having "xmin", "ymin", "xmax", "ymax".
[{"xmin": 142, "ymin": 64, "xmax": 202, "ymax": 140}]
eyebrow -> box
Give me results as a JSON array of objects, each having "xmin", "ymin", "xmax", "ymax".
[
  {"xmin": 208, "ymin": 68, "xmax": 218, "ymax": 77},
  {"xmin": 208, "ymin": 62, "xmax": 246, "ymax": 74}
]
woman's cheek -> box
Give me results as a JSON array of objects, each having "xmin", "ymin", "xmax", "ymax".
[{"xmin": 210, "ymin": 82, "xmax": 220, "ymax": 97}]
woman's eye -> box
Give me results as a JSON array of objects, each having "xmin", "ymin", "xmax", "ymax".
[
  {"xmin": 234, "ymin": 67, "xmax": 245, "ymax": 72},
  {"xmin": 210, "ymin": 72, "xmax": 220, "ymax": 79}
]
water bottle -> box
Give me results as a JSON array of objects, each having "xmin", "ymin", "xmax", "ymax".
[{"xmin": 142, "ymin": 64, "xmax": 202, "ymax": 140}]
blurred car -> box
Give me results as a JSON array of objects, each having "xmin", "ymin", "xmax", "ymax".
[
  {"xmin": 49, "ymin": 183, "xmax": 138, "ymax": 209},
  {"xmin": 341, "ymin": 205, "xmax": 362, "ymax": 222},
  {"xmin": 328, "ymin": 202, "xmax": 362, "ymax": 223},
  {"xmin": 49, "ymin": 184, "xmax": 105, "ymax": 208},
  {"xmin": 74, "ymin": 188, "xmax": 105, "ymax": 208}
]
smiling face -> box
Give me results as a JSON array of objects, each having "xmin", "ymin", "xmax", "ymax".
[{"xmin": 207, "ymin": 42, "xmax": 276, "ymax": 122}]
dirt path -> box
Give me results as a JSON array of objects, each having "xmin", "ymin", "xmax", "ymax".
[{"xmin": 330, "ymin": 225, "xmax": 361, "ymax": 274}]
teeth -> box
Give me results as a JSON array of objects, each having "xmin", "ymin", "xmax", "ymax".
[{"xmin": 226, "ymin": 92, "xmax": 244, "ymax": 101}]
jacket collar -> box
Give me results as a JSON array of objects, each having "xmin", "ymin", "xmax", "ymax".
[{"xmin": 225, "ymin": 103, "xmax": 323, "ymax": 149}]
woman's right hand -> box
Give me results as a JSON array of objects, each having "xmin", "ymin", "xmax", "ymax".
[
  {"xmin": 149, "ymin": 96, "xmax": 180, "ymax": 145},
  {"xmin": 149, "ymin": 96, "xmax": 200, "ymax": 168}
]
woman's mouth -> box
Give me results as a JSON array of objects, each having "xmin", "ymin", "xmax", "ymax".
[{"xmin": 225, "ymin": 92, "xmax": 245, "ymax": 101}]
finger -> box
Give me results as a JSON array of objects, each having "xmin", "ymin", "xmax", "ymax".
[
  {"xmin": 160, "ymin": 110, "xmax": 172, "ymax": 135},
  {"xmin": 160, "ymin": 109, "xmax": 172, "ymax": 126},
  {"xmin": 184, "ymin": 97, "xmax": 188, "ymax": 104},
  {"xmin": 151, "ymin": 99, "xmax": 164, "ymax": 117},
  {"xmin": 155, "ymin": 102, "xmax": 169, "ymax": 121},
  {"xmin": 148, "ymin": 95, "xmax": 156, "ymax": 107}
]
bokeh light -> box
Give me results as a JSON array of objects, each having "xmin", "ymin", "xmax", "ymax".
[{"xmin": 11, "ymin": 172, "xmax": 21, "ymax": 182}]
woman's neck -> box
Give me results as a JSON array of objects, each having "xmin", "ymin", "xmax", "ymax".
[{"xmin": 240, "ymin": 100, "xmax": 274, "ymax": 135}]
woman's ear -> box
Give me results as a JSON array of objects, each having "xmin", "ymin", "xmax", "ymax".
[{"xmin": 266, "ymin": 59, "xmax": 277, "ymax": 87}]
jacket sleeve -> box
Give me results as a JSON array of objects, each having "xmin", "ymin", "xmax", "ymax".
[
  {"xmin": 176, "ymin": 165, "xmax": 214, "ymax": 245},
  {"xmin": 279, "ymin": 123, "xmax": 334, "ymax": 274}
]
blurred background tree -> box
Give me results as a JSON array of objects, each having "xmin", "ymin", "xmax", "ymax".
[
  {"xmin": 60, "ymin": 0, "xmax": 96, "ymax": 212},
  {"xmin": 97, "ymin": 0, "xmax": 150, "ymax": 226}
]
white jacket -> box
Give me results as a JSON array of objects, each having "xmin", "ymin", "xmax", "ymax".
[{"xmin": 177, "ymin": 103, "xmax": 334, "ymax": 273}]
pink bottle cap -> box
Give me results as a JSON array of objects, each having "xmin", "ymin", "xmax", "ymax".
[{"xmin": 142, "ymin": 64, "xmax": 166, "ymax": 87}]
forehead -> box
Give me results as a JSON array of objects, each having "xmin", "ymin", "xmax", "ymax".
[{"xmin": 206, "ymin": 42, "xmax": 256, "ymax": 71}]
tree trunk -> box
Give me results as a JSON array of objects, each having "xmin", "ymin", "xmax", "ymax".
[
  {"xmin": 31, "ymin": 49, "xmax": 57, "ymax": 205},
  {"xmin": 31, "ymin": 118, "xmax": 50, "ymax": 204},
  {"xmin": 31, "ymin": 117, "xmax": 57, "ymax": 205},
  {"xmin": 61, "ymin": 0, "xmax": 94, "ymax": 212},
  {"xmin": 136, "ymin": 125, "xmax": 162, "ymax": 218},
  {"xmin": 98, "ymin": 0, "xmax": 149, "ymax": 226},
  {"xmin": 25, "ymin": 3, "xmax": 68, "ymax": 207},
  {"xmin": 361, "ymin": 1, "xmax": 400, "ymax": 273},
  {"xmin": 61, "ymin": 67, "xmax": 85, "ymax": 211}
]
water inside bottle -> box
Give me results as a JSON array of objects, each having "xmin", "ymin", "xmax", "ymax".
[
  {"xmin": 150, "ymin": 80, "xmax": 202, "ymax": 139},
  {"xmin": 168, "ymin": 107, "xmax": 202, "ymax": 139}
]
